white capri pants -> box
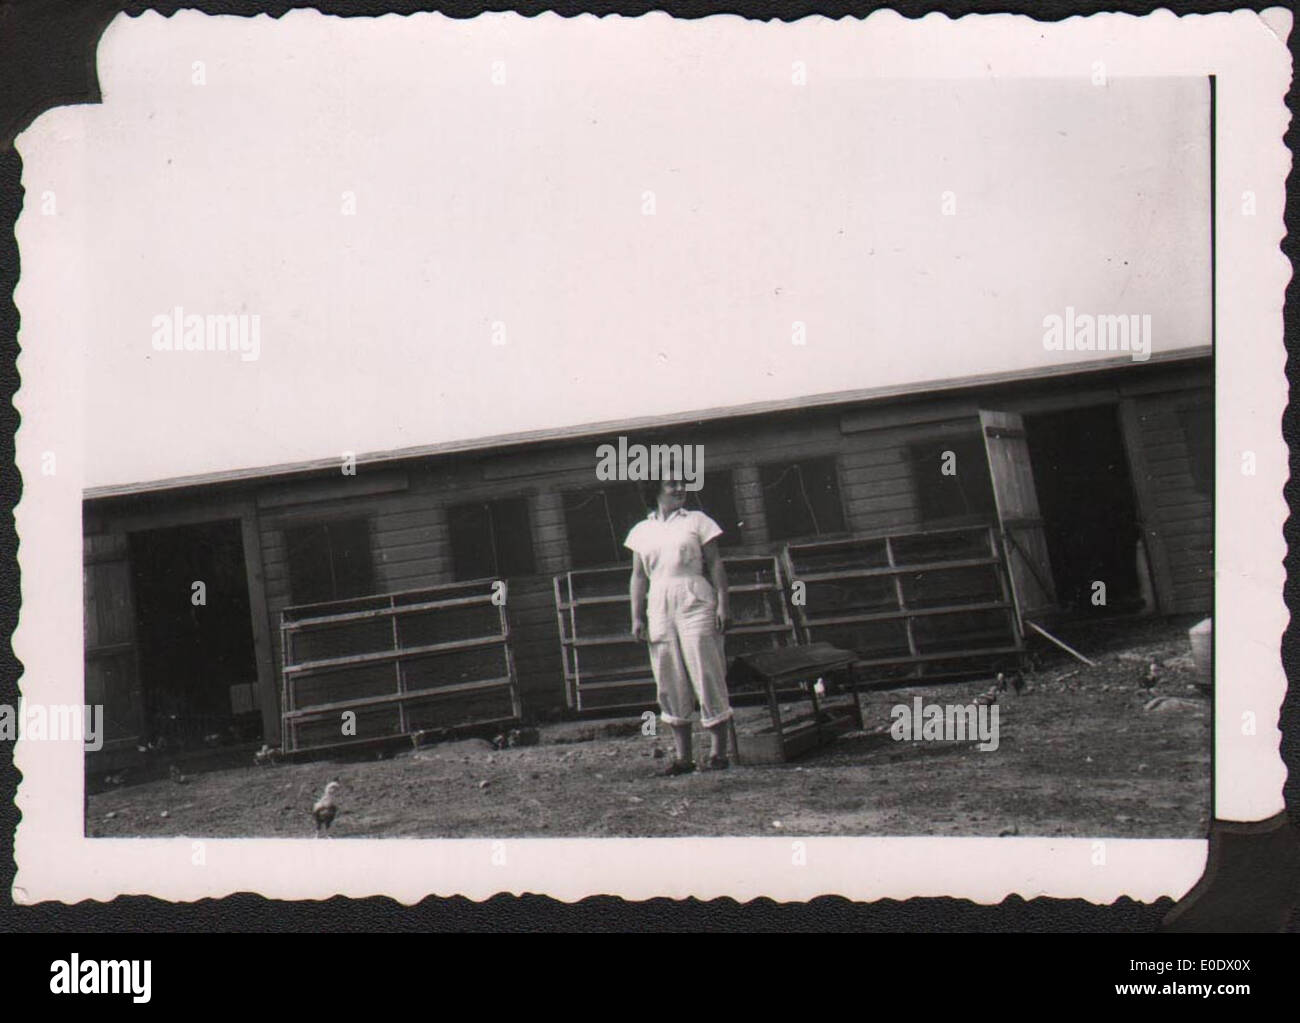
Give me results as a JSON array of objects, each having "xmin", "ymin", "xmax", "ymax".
[{"xmin": 647, "ymin": 574, "xmax": 732, "ymax": 728}]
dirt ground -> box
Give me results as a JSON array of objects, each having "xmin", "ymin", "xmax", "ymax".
[{"xmin": 88, "ymin": 617, "xmax": 1211, "ymax": 839}]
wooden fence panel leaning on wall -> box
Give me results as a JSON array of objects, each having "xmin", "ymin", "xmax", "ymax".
[
  {"xmin": 782, "ymin": 524, "xmax": 1024, "ymax": 689},
  {"xmin": 554, "ymin": 555, "xmax": 797, "ymax": 715},
  {"xmin": 280, "ymin": 579, "xmax": 520, "ymax": 755},
  {"xmin": 275, "ymin": 525, "xmax": 1023, "ymax": 751}
]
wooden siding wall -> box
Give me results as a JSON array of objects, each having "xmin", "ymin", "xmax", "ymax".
[
  {"xmin": 83, "ymin": 533, "xmax": 143, "ymax": 751},
  {"xmin": 1123, "ymin": 388, "xmax": 1213, "ymax": 613},
  {"xmin": 250, "ymin": 410, "xmax": 992, "ymax": 716},
  {"xmin": 256, "ymin": 468, "xmax": 576, "ymax": 714},
  {"xmin": 87, "ymin": 364, "xmax": 1214, "ymax": 727}
]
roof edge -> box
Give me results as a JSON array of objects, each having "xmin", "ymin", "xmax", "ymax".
[{"xmin": 84, "ymin": 346, "xmax": 1211, "ymax": 502}]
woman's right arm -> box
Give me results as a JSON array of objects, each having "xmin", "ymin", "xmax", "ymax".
[{"xmin": 630, "ymin": 553, "xmax": 649, "ymax": 641}]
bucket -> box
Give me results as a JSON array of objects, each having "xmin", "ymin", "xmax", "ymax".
[{"xmin": 1189, "ymin": 618, "xmax": 1212, "ymax": 688}]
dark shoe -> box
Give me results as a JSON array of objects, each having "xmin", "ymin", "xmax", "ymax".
[
  {"xmin": 661, "ymin": 758, "xmax": 696, "ymax": 777},
  {"xmin": 706, "ymin": 754, "xmax": 730, "ymax": 770}
]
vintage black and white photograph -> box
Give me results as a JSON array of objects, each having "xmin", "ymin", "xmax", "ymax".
[{"xmin": 9, "ymin": 9, "xmax": 1290, "ymax": 904}]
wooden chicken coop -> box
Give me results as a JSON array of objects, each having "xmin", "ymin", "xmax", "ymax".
[{"xmin": 81, "ymin": 349, "xmax": 1210, "ymax": 776}]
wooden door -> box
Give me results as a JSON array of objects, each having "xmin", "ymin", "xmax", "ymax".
[
  {"xmin": 980, "ymin": 410, "xmax": 1057, "ymax": 623},
  {"xmin": 83, "ymin": 533, "xmax": 145, "ymax": 754}
]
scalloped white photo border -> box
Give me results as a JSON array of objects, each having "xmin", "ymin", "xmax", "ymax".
[{"xmin": 11, "ymin": 7, "xmax": 1291, "ymax": 905}]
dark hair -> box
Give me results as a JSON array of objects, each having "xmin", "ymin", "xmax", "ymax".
[{"xmin": 640, "ymin": 478, "xmax": 666, "ymax": 509}]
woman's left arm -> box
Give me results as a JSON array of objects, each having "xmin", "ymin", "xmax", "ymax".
[{"xmin": 702, "ymin": 539, "xmax": 729, "ymax": 634}]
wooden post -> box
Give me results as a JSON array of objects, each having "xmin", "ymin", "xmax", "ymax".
[
  {"xmin": 392, "ymin": 594, "xmax": 406, "ymax": 735},
  {"xmin": 847, "ymin": 665, "xmax": 865, "ymax": 730},
  {"xmin": 500, "ymin": 581, "xmax": 522, "ymax": 718},
  {"xmin": 567, "ymin": 573, "xmax": 582, "ymax": 711},
  {"xmin": 239, "ymin": 506, "xmax": 280, "ymax": 749},
  {"xmin": 552, "ymin": 574, "xmax": 576, "ymax": 710},
  {"xmin": 280, "ymin": 616, "xmax": 291, "ymax": 752},
  {"xmin": 886, "ymin": 536, "xmax": 919, "ymax": 660},
  {"xmin": 1026, "ymin": 621, "xmax": 1097, "ymax": 667},
  {"xmin": 765, "ymin": 679, "xmax": 784, "ymax": 746}
]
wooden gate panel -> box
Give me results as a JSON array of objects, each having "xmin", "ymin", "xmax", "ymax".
[
  {"xmin": 280, "ymin": 580, "xmax": 520, "ymax": 754},
  {"xmin": 554, "ymin": 556, "xmax": 796, "ymax": 715},
  {"xmin": 782, "ymin": 524, "xmax": 1022, "ymax": 688}
]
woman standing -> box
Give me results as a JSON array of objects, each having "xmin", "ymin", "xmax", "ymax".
[{"xmin": 626, "ymin": 477, "xmax": 733, "ymax": 775}]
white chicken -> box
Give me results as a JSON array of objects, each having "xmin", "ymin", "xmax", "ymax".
[
  {"xmin": 312, "ymin": 780, "xmax": 340, "ymax": 838},
  {"xmin": 254, "ymin": 744, "xmax": 281, "ymax": 767}
]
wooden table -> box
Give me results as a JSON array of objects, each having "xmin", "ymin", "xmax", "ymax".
[{"xmin": 726, "ymin": 643, "xmax": 865, "ymax": 765}]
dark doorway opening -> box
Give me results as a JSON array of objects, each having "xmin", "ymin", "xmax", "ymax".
[
  {"xmin": 1024, "ymin": 405, "xmax": 1148, "ymax": 617},
  {"xmin": 128, "ymin": 520, "xmax": 260, "ymax": 751}
]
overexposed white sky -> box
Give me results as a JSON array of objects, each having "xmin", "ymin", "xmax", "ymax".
[{"xmin": 18, "ymin": 12, "xmax": 1212, "ymax": 489}]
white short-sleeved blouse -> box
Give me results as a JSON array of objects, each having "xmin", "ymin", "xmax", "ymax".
[{"xmin": 623, "ymin": 508, "xmax": 723, "ymax": 580}]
